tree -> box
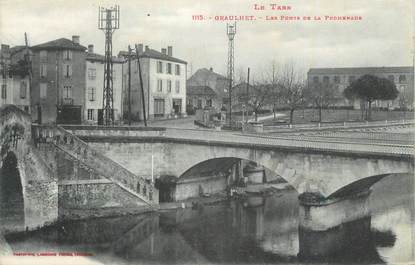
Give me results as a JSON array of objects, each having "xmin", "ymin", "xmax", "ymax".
[
  {"xmin": 343, "ymin": 74, "xmax": 398, "ymax": 120},
  {"xmin": 304, "ymin": 81, "xmax": 338, "ymax": 122},
  {"xmin": 266, "ymin": 61, "xmax": 281, "ymax": 119},
  {"xmin": 278, "ymin": 64, "xmax": 305, "ymax": 124},
  {"xmin": 243, "ymin": 83, "xmax": 272, "ymax": 121}
]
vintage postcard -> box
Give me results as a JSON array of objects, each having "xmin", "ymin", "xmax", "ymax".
[{"xmin": 0, "ymin": 0, "xmax": 414, "ymax": 264}]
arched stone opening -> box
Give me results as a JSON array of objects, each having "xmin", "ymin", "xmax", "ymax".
[
  {"xmin": 326, "ymin": 172, "xmax": 411, "ymax": 200},
  {"xmin": 0, "ymin": 151, "xmax": 24, "ymax": 230},
  {"xmin": 170, "ymin": 157, "xmax": 298, "ymax": 202}
]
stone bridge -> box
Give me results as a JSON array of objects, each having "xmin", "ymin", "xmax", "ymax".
[
  {"xmin": 0, "ymin": 106, "xmax": 156, "ymax": 232},
  {"xmin": 0, "ymin": 105, "xmax": 57, "ymax": 232},
  {"xmin": 1, "ymin": 104, "xmax": 413, "ymax": 233},
  {"xmin": 63, "ymin": 126, "xmax": 414, "ymax": 199}
]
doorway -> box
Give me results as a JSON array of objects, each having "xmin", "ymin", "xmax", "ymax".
[{"xmin": 173, "ymin": 99, "xmax": 182, "ymax": 115}]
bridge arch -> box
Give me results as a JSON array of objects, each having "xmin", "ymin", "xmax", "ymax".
[
  {"xmin": 0, "ymin": 150, "xmax": 25, "ymax": 230},
  {"xmin": 0, "ymin": 105, "xmax": 58, "ymax": 231},
  {"xmin": 327, "ymin": 172, "xmax": 411, "ymax": 199},
  {"xmin": 178, "ymin": 156, "xmax": 298, "ymax": 191}
]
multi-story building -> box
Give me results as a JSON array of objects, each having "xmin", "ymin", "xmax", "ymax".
[
  {"xmin": 307, "ymin": 67, "xmax": 414, "ymax": 109},
  {"xmin": 187, "ymin": 68, "xmax": 229, "ymax": 109},
  {"xmin": 0, "ymin": 44, "xmax": 30, "ymax": 112},
  {"xmin": 30, "ymin": 36, "xmax": 86, "ymax": 124},
  {"xmin": 85, "ymin": 44, "xmax": 124, "ymax": 124},
  {"xmin": 119, "ymin": 44, "xmax": 187, "ymax": 120}
]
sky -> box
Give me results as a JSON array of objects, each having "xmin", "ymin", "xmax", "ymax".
[{"xmin": 0, "ymin": 0, "xmax": 414, "ymax": 80}]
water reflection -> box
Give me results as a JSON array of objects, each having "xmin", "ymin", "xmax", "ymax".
[{"xmin": 4, "ymin": 174, "xmax": 414, "ymax": 264}]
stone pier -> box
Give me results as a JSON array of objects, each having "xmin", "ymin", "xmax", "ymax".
[{"xmin": 298, "ymin": 189, "xmax": 372, "ymax": 258}]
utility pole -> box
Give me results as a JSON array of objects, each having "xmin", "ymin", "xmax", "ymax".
[
  {"xmin": 0, "ymin": 47, "xmax": 5, "ymax": 105},
  {"xmin": 127, "ymin": 45, "xmax": 132, "ymax": 125},
  {"xmin": 226, "ymin": 22, "xmax": 236, "ymax": 126},
  {"xmin": 24, "ymin": 33, "xmax": 32, "ymax": 112},
  {"xmin": 135, "ymin": 44, "xmax": 147, "ymax": 127},
  {"xmin": 244, "ymin": 67, "xmax": 250, "ymax": 123},
  {"xmin": 98, "ymin": 5, "xmax": 120, "ymax": 126}
]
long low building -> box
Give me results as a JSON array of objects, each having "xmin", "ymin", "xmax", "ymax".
[{"xmin": 307, "ymin": 66, "xmax": 414, "ymax": 109}]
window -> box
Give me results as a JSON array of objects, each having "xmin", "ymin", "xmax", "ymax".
[
  {"xmin": 197, "ymin": 99, "xmax": 202, "ymax": 108},
  {"xmin": 40, "ymin": 64, "xmax": 47, "ymax": 78},
  {"xmin": 64, "ymin": 64, "xmax": 72, "ymax": 78},
  {"xmin": 157, "ymin": 79, "xmax": 163, "ymax": 92},
  {"xmin": 348, "ymin": 76, "xmax": 356, "ymax": 84},
  {"xmin": 154, "ymin": 99, "xmax": 165, "ymax": 116},
  {"xmin": 157, "ymin": 61, "xmax": 163, "ymax": 73},
  {"xmin": 167, "ymin": 80, "xmax": 172, "ymax": 92},
  {"xmin": 20, "ymin": 81, "xmax": 27, "ymax": 99},
  {"xmin": 40, "ymin": 83, "xmax": 47, "ymax": 99},
  {"xmin": 88, "ymin": 87, "xmax": 95, "ymax": 101},
  {"xmin": 334, "ymin": 76, "xmax": 340, "ymax": 83},
  {"xmin": 206, "ymin": 99, "xmax": 212, "ymax": 107},
  {"xmin": 63, "ymin": 50, "xmax": 72, "ymax": 60},
  {"xmin": 175, "ymin": 64, "xmax": 180, "ymax": 75},
  {"xmin": 1, "ymin": 84, "xmax": 6, "ymax": 99},
  {"xmin": 187, "ymin": 98, "xmax": 192, "ymax": 105},
  {"xmin": 39, "ymin": 50, "xmax": 47, "ymax": 62},
  {"xmin": 399, "ymin": 75, "xmax": 406, "ymax": 83},
  {"xmin": 63, "ymin": 86, "xmax": 72, "ymax": 99},
  {"xmin": 88, "ymin": 68, "xmax": 96, "ymax": 80},
  {"xmin": 323, "ymin": 76, "xmax": 330, "ymax": 83},
  {"xmin": 167, "ymin": 63, "xmax": 172, "ymax": 74},
  {"xmin": 87, "ymin": 109, "xmax": 94, "ymax": 120},
  {"xmin": 312, "ymin": 76, "xmax": 319, "ymax": 83},
  {"xmin": 388, "ymin": 75, "xmax": 395, "ymax": 82},
  {"xmin": 175, "ymin": 80, "xmax": 180, "ymax": 93}
]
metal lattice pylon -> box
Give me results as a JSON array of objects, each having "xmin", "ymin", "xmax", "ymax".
[
  {"xmin": 98, "ymin": 5, "xmax": 120, "ymax": 126},
  {"xmin": 227, "ymin": 22, "xmax": 236, "ymax": 125}
]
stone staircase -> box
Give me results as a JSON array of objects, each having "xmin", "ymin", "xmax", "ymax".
[{"xmin": 32, "ymin": 125, "xmax": 158, "ymax": 206}]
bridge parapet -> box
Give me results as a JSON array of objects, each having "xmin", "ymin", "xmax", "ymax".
[
  {"xmin": 62, "ymin": 125, "xmax": 166, "ymax": 138},
  {"xmin": 32, "ymin": 124, "xmax": 158, "ymax": 206}
]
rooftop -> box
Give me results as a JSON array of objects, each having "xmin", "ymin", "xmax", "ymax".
[
  {"xmin": 87, "ymin": 52, "xmax": 124, "ymax": 63},
  {"xmin": 186, "ymin": 85, "xmax": 217, "ymax": 96},
  {"xmin": 308, "ymin": 66, "xmax": 414, "ymax": 75},
  {"xmin": 118, "ymin": 48, "xmax": 187, "ymax": 64},
  {"xmin": 31, "ymin": 38, "xmax": 86, "ymax": 51},
  {"xmin": 190, "ymin": 68, "xmax": 228, "ymax": 80}
]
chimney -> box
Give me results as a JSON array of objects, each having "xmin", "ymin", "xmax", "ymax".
[
  {"xmin": 137, "ymin": 43, "xmax": 143, "ymax": 54},
  {"xmin": 72, "ymin": 35, "xmax": 80, "ymax": 44},
  {"xmin": 161, "ymin": 48, "xmax": 167, "ymax": 55},
  {"xmin": 88, "ymin": 44, "xmax": 94, "ymax": 53},
  {"xmin": 167, "ymin": 46, "xmax": 173, "ymax": 56},
  {"xmin": 145, "ymin": 45, "xmax": 149, "ymax": 51}
]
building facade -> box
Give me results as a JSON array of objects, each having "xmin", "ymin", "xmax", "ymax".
[
  {"xmin": 85, "ymin": 45, "xmax": 124, "ymax": 124},
  {"xmin": 30, "ymin": 36, "xmax": 86, "ymax": 124},
  {"xmin": 0, "ymin": 44, "xmax": 30, "ymax": 112},
  {"xmin": 120, "ymin": 45, "xmax": 187, "ymax": 121},
  {"xmin": 186, "ymin": 85, "xmax": 220, "ymax": 113},
  {"xmin": 307, "ymin": 67, "xmax": 415, "ymax": 109},
  {"xmin": 187, "ymin": 68, "xmax": 229, "ymax": 109}
]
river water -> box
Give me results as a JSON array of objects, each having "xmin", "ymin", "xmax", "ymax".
[{"xmin": 3, "ymin": 173, "xmax": 414, "ymax": 265}]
